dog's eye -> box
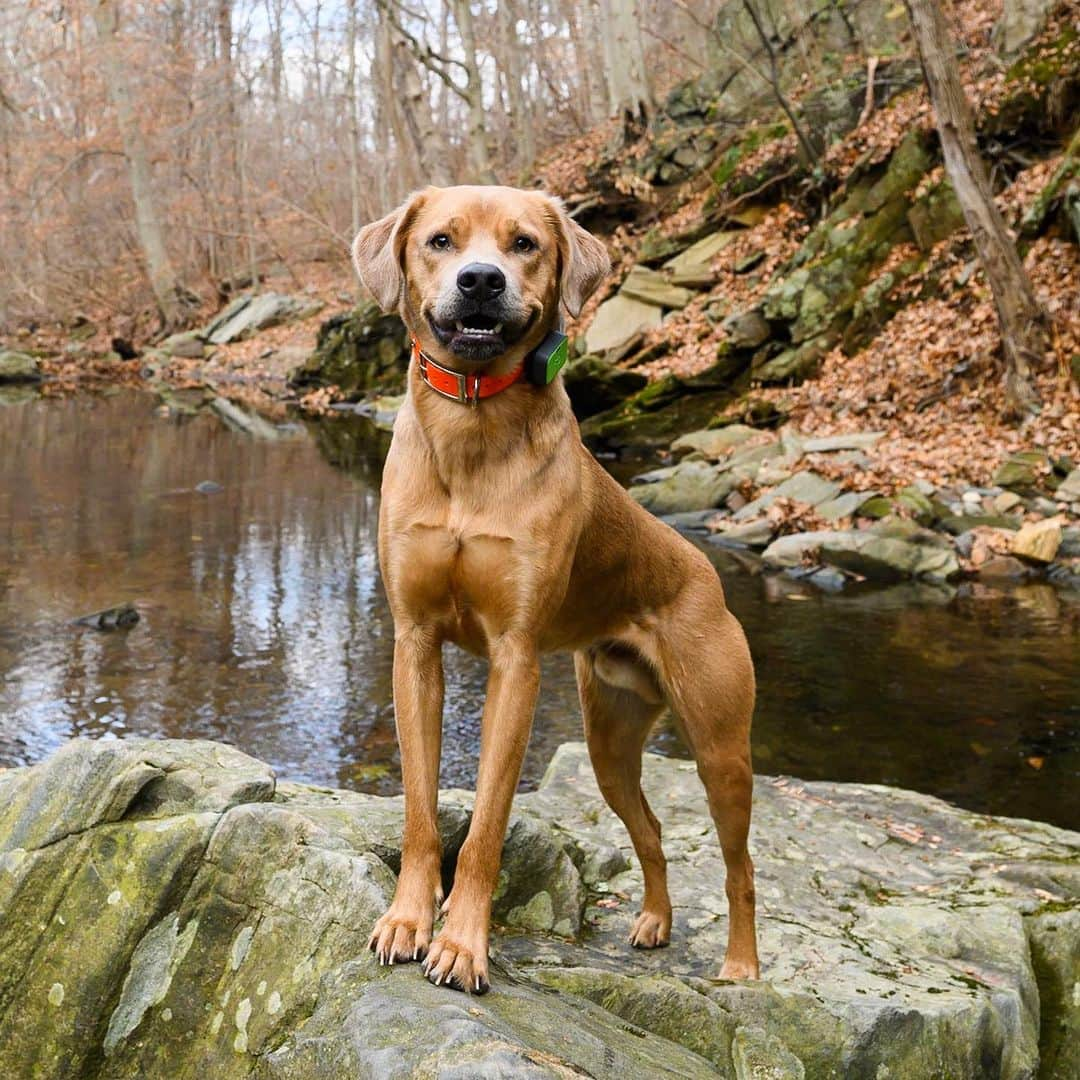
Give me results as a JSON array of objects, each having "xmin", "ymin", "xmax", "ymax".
[
  {"xmin": 513, "ymin": 235, "xmax": 536, "ymax": 254},
  {"xmin": 429, "ymin": 234, "xmax": 451, "ymax": 251}
]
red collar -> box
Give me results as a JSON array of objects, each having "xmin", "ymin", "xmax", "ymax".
[{"xmin": 412, "ymin": 340, "xmax": 524, "ymax": 405}]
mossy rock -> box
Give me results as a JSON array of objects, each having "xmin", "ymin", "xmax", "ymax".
[
  {"xmin": 562, "ymin": 355, "xmax": 648, "ymax": 420},
  {"xmin": 288, "ymin": 300, "xmax": 408, "ymax": 400}
]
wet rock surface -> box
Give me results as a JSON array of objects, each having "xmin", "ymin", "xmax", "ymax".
[{"xmin": 1, "ymin": 737, "xmax": 1077, "ymax": 1078}]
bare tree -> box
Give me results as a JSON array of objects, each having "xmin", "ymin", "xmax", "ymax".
[
  {"xmin": 738, "ymin": 0, "xmax": 818, "ymax": 163},
  {"xmin": 905, "ymin": 0, "xmax": 1048, "ymax": 417},
  {"xmin": 497, "ymin": 0, "xmax": 535, "ymax": 171},
  {"xmin": 598, "ymin": 0, "xmax": 653, "ymax": 142},
  {"xmin": 91, "ymin": 0, "xmax": 187, "ymax": 328}
]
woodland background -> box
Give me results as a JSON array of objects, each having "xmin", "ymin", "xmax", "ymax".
[{"xmin": 0, "ymin": 0, "xmax": 678, "ymax": 329}]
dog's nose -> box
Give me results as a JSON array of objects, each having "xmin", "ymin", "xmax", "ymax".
[{"xmin": 456, "ymin": 262, "xmax": 505, "ymax": 302}]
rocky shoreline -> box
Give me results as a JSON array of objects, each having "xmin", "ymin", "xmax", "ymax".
[
  {"xmin": 625, "ymin": 421, "xmax": 1080, "ymax": 592},
  {"xmin": 0, "ymin": 736, "xmax": 1077, "ymax": 1078}
]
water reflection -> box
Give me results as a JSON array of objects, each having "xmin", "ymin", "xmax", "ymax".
[{"xmin": 0, "ymin": 391, "xmax": 1076, "ymax": 828}]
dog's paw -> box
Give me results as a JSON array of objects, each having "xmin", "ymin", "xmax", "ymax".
[
  {"xmin": 628, "ymin": 908, "xmax": 671, "ymax": 949},
  {"xmin": 368, "ymin": 907, "xmax": 433, "ymax": 966},
  {"xmin": 421, "ymin": 924, "xmax": 490, "ymax": 994},
  {"xmin": 718, "ymin": 955, "xmax": 759, "ymax": 980}
]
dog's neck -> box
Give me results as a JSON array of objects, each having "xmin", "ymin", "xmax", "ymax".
[{"xmin": 404, "ymin": 356, "xmax": 572, "ymax": 492}]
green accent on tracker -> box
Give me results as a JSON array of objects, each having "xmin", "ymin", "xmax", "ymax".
[{"xmin": 527, "ymin": 332, "xmax": 569, "ymax": 386}]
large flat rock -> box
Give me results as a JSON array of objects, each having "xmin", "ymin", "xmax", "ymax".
[
  {"xmin": 584, "ymin": 294, "xmax": 664, "ymax": 353},
  {"xmin": 0, "ymin": 737, "xmax": 1076, "ymax": 1078}
]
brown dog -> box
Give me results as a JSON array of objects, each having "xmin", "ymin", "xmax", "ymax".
[{"xmin": 353, "ymin": 185, "xmax": 758, "ymax": 994}]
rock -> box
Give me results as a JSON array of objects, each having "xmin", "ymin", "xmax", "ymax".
[
  {"xmin": 762, "ymin": 530, "xmax": 960, "ymax": 582},
  {"xmin": 1060, "ymin": 526, "xmax": 1080, "ymax": 558},
  {"xmin": 752, "ymin": 335, "xmax": 832, "ymax": 385},
  {"xmin": 671, "ymin": 424, "xmax": 761, "ymax": 459},
  {"xmin": 628, "ymin": 460, "xmax": 735, "ymax": 515},
  {"xmin": 907, "ymin": 178, "xmax": 966, "ymax": 251},
  {"xmin": 160, "ymin": 331, "xmax": 208, "ymax": 359},
  {"xmin": 585, "ymin": 295, "xmax": 664, "ymax": 354},
  {"xmin": 202, "ymin": 293, "xmax": 323, "ymax": 345},
  {"xmin": 705, "ymin": 518, "xmax": 776, "ymax": 549},
  {"xmin": 1012, "ymin": 517, "xmax": 1064, "ymax": 563},
  {"xmin": 289, "ymin": 300, "xmax": 408, "ymax": 399},
  {"xmin": 1, "ymin": 737, "xmax": 1078, "ymax": 1078},
  {"xmin": 993, "ymin": 451, "xmax": 1049, "ymax": 490},
  {"xmin": 994, "ymin": 490, "xmax": 1025, "ymax": 513},
  {"xmin": 562, "ymin": 355, "xmax": 648, "ymax": 419},
  {"xmin": 993, "ymin": 0, "xmax": 1056, "ymax": 58},
  {"xmin": 1055, "ymin": 468, "xmax": 1080, "ymax": 503},
  {"xmin": 669, "ymin": 266, "xmax": 719, "ymax": 289},
  {"xmin": 939, "ymin": 513, "xmax": 1020, "ymax": 535},
  {"xmin": 855, "ymin": 494, "xmax": 894, "ymax": 519},
  {"xmin": 0, "ymin": 349, "xmax": 42, "ymax": 384},
  {"xmin": 722, "ymin": 309, "xmax": 771, "ymax": 349},
  {"xmin": 195, "ymin": 480, "xmax": 224, "ymax": 495},
  {"xmin": 801, "ymin": 431, "xmax": 885, "ymax": 452},
  {"xmin": 894, "ymin": 484, "xmax": 937, "ymax": 524},
  {"xmin": 770, "ymin": 470, "xmax": 842, "ymax": 507},
  {"xmin": 618, "ymin": 266, "xmax": 694, "ymax": 309},
  {"xmin": 662, "ymin": 231, "xmax": 738, "ymax": 276},
  {"xmin": 977, "ymin": 555, "xmax": 1034, "ymax": 580},
  {"xmin": 733, "ymin": 471, "xmax": 841, "ymax": 521},
  {"xmin": 733, "ymin": 251, "xmax": 766, "ymax": 274},
  {"xmin": 71, "ymin": 602, "xmax": 140, "ymax": 630},
  {"xmin": 816, "ymin": 490, "xmax": 872, "ymax": 522}
]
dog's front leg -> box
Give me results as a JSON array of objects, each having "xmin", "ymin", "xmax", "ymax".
[
  {"xmin": 369, "ymin": 623, "xmax": 444, "ymax": 965},
  {"xmin": 423, "ymin": 634, "xmax": 540, "ymax": 994}
]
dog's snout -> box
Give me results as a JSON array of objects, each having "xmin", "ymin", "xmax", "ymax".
[{"xmin": 456, "ymin": 262, "xmax": 506, "ymax": 302}]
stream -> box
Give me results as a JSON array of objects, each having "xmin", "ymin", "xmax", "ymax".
[{"xmin": 1, "ymin": 390, "xmax": 1077, "ymax": 829}]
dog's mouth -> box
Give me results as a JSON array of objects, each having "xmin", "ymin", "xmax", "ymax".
[{"xmin": 427, "ymin": 308, "xmax": 536, "ymax": 362}]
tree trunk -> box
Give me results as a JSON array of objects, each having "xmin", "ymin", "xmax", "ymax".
[
  {"xmin": 497, "ymin": 0, "xmax": 534, "ymax": 172},
  {"xmin": 345, "ymin": 0, "xmax": 362, "ymax": 235},
  {"xmin": 392, "ymin": 35, "xmax": 453, "ymax": 186},
  {"xmin": 92, "ymin": 0, "xmax": 186, "ymax": 328},
  {"xmin": 905, "ymin": 0, "xmax": 1047, "ymax": 417},
  {"xmin": 450, "ymin": 0, "xmax": 497, "ymax": 183},
  {"xmin": 598, "ymin": 0, "xmax": 653, "ymax": 142},
  {"xmin": 575, "ymin": 0, "xmax": 609, "ymax": 127}
]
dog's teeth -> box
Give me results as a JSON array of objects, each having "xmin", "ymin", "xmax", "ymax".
[
  {"xmin": 494, "ymin": 323, "xmax": 503, "ymax": 333},
  {"xmin": 456, "ymin": 321, "xmax": 464, "ymax": 332}
]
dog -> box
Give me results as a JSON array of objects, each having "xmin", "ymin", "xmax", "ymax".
[{"xmin": 353, "ymin": 185, "xmax": 758, "ymax": 994}]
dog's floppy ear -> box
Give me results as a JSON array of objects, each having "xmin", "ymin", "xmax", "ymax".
[
  {"xmin": 545, "ymin": 196, "xmax": 611, "ymax": 318},
  {"xmin": 352, "ymin": 191, "xmax": 428, "ymax": 312}
]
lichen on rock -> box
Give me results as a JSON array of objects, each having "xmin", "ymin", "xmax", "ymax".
[{"xmin": 0, "ymin": 736, "xmax": 1076, "ymax": 1078}]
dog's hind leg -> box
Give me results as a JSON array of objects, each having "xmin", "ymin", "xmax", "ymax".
[
  {"xmin": 576, "ymin": 648, "xmax": 671, "ymax": 948},
  {"xmin": 655, "ymin": 590, "xmax": 759, "ymax": 980}
]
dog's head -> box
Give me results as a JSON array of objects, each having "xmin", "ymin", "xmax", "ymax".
[{"xmin": 352, "ymin": 186, "xmax": 609, "ymax": 372}]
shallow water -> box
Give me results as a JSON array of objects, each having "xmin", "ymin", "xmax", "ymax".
[{"xmin": 1, "ymin": 391, "xmax": 1077, "ymax": 828}]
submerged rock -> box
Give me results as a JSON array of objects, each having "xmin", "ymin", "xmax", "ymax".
[
  {"xmin": 71, "ymin": 602, "xmax": 140, "ymax": 631},
  {"xmin": 0, "ymin": 737, "xmax": 1076, "ymax": 1078}
]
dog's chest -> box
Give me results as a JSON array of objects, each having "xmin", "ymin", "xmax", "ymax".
[{"xmin": 389, "ymin": 516, "xmax": 526, "ymax": 633}]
